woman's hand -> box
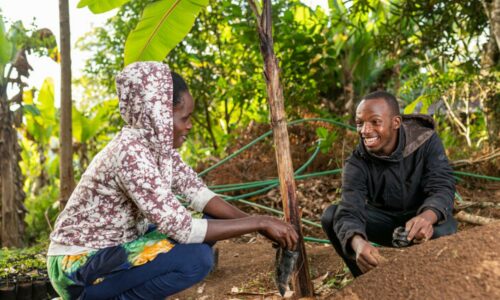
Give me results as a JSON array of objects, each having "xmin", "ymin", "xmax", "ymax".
[{"xmin": 257, "ymin": 216, "xmax": 298, "ymax": 251}]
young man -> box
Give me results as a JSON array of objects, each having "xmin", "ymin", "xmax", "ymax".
[{"xmin": 321, "ymin": 91, "xmax": 457, "ymax": 277}]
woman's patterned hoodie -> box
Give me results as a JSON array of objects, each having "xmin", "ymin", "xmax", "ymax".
[{"xmin": 49, "ymin": 62, "xmax": 215, "ymax": 251}]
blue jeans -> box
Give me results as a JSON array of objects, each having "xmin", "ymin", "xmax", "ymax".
[
  {"xmin": 48, "ymin": 229, "xmax": 214, "ymax": 300},
  {"xmin": 83, "ymin": 243, "xmax": 214, "ymax": 299},
  {"xmin": 321, "ymin": 204, "xmax": 457, "ymax": 277}
]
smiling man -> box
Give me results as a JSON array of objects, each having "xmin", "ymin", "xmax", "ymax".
[{"xmin": 321, "ymin": 91, "xmax": 457, "ymax": 277}]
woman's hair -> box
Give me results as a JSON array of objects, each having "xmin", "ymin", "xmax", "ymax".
[{"xmin": 171, "ymin": 71, "xmax": 189, "ymax": 107}]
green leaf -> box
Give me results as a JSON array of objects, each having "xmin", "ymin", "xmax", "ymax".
[
  {"xmin": 0, "ymin": 18, "xmax": 13, "ymax": 65},
  {"xmin": 37, "ymin": 78, "xmax": 56, "ymax": 120},
  {"xmin": 23, "ymin": 104, "xmax": 41, "ymax": 116},
  {"xmin": 404, "ymin": 98, "xmax": 420, "ymax": 114},
  {"xmin": 124, "ymin": 0, "xmax": 209, "ymax": 66},
  {"xmin": 77, "ymin": 0, "xmax": 131, "ymax": 14}
]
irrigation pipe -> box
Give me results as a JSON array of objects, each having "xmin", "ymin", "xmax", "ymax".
[{"xmin": 197, "ymin": 118, "xmax": 500, "ymax": 244}]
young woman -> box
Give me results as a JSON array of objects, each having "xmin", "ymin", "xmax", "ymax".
[{"xmin": 47, "ymin": 61, "xmax": 298, "ymax": 300}]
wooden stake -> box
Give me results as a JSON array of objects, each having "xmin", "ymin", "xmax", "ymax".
[{"xmin": 248, "ymin": 0, "xmax": 313, "ymax": 296}]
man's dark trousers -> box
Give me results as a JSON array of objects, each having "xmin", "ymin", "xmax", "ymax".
[{"xmin": 321, "ymin": 204, "xmax": 458, "ymax": 277}]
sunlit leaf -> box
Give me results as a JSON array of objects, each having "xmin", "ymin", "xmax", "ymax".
[
  {"xmin": 23, "ymin": 104, "xmax": 41, "ymax": 116},
  {"xmin": 37, "ymin": 78, "xmax": 56, "ymax": 120},
  {"xmin": 124, "ymin": 0, "xmax": 209, "ymax": 65},
  {"xmin": 49, "ymin": 46, "xmax": 60, "ymax": 63},
  {"xmin": 77, "ymin": 0, "xmax": 131, "ymax": 14},
  {"xmin": 23, "ymin": 89, "xmax": 34, "ymax": 104},
  {"xmin": 404, "ymin": 98, "xmax": 419, "ymax": 114},
  {"xmin": 0, "ymin": 18, "xmax": 13, "ymax": 65}
]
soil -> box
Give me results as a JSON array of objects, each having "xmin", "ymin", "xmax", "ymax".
[
  {"xmin": 171, "ymin": 123, "xmax": 500, "ymax": 300},
  {"xmin": 333, "ymin": 222, "xmax": 500, "ymax": 300}
]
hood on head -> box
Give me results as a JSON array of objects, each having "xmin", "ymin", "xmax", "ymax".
[{"xmin": 115, "ymin": 61, "xmax": 174, "ymax": 150}]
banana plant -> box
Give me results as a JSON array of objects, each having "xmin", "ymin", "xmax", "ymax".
[
  {"xmin": 72, "ymin": 99, "xmax": 120, "ymax": 170},
  {"xmin": 0, "ymin": 17, "xmax": 57, "ymax": 247},
  {"xmin": 78, "ymin": 0, "xmax": 209, "ymax": 65}
]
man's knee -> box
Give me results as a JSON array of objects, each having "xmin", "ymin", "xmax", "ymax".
[
  {"xmin": 432, "ymin": 216, "xmax": 458, "ymax": 239},
  {"xmin": 321, "ymin": 204, "xmax": 338, "ymax": 232}
]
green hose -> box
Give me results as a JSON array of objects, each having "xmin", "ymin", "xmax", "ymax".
[{"xmin": 196, "ymin": 117, "xmax": 500, "ymax": 245}]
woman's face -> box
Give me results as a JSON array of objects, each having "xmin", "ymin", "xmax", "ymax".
[{"xmin": 172, "ymin": 91, "xmax": 194, "ymax": 148}]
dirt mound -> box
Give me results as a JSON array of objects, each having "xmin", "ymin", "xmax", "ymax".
[{"xmin": 333, "ymin": 222, "xmax": 500, "ymax": 300}]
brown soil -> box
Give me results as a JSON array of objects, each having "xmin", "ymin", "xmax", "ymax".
[
  {"xmin": 172, "ymin": 124, "xmax": 500, "ymax": 300},
  {"xmin": 173, "ymin": 222, "xmax": 500, "ymax": 300},
  {"xmin": 333, "ymin": 222, "xmax": 500, "ymax": 300},
  {"xmin": 172, "ymin": 234, "xmax": 347, "ymax": 300}
]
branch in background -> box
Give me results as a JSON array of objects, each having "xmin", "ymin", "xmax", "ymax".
[
  {"xmin": 441, "ymin": 85, "xmax": 472, "ymax": 147},
  {"xmin": 451, "ymin": 148, "xmax": 500, "ymax": 167},
  {"xmin": 456, "ymin": 200, "xmax": 500, "ymax": 209},
  {"xmin": 455, "ymin": 211, "xmax": 498, "ymax": 225}
]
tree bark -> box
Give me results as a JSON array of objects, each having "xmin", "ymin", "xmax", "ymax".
[
  {"xmin": 482, "ymin": 0, "xmax": 500, "ymax": 147},
  {"xmin": 59, "ymin": 0, "xmax": 75, "ymax": 210},
  {"xmin": 248, "ymin": 0, "xmax": 313, "ymax": 296},
  {"xmin": 0, "ymin": 92, "xmax": 22, "ymax": 247},
  {"xmin": 341, "ymin": 56, "xmax": 355, "ymax": 116}
]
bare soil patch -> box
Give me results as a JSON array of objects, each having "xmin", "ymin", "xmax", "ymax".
[
  {"xmin": 333, "ymin": 222, "xmax": 500, "ymax": 300},
  {"xmin": 175, "ymin": 123, "xmax": 500, "ymax": 300}
]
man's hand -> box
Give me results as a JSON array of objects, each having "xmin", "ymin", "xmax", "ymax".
[
  {"xmin": 351, "ymin": 235, "xmax": 381, "ymax": 273},
  {"xmin": 405, "ymin": 210, "xmax": 438, "ymax": 242}
]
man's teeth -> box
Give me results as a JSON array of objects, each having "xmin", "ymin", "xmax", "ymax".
[{"xmin": 364, "ymin": 137, "xmax": 378, "ymax": 145}]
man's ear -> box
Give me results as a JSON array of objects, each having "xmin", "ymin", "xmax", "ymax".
[{"xmin": 393, "ymin": 115, "xmax": 402, "ymax": 130}]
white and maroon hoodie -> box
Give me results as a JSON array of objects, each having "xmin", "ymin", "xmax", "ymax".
[{"xmin": 49, "ymin": 62, "xmax": 215, "ymax": 255}]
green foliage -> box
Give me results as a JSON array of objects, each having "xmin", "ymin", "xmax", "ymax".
[
  {"xmin": 0, "ymin": 243, "xmax": 48, "ymax": 281},
  {"xmin": 316, "ymin": 127, "xmax": 339, "ymax": 154},
  {"xmin": 11, "ymin": 0, "xmax": 496, "ymax": 244},
  {"xmin": 0, "ymin": 17, "xmax": 13, "ymax": 65},
  {"xmin": 124, "ymin": 0, "xmax": 209, "ymax": 65},
  {"xmin": 24, "ymin": 186, "xmax": 60, "ymax": 244},
  {"xmin": 78, "ymin": 0, "xmax": 132, "ymax": 14}
]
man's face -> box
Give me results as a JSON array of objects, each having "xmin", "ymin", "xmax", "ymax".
[
  {"xmin": 172, "ymin": 91, "xmax": 194, "ymax": 148},
  {"xmin": 355, "ymin": 98, "xmax": 401, "ymax": 156}
]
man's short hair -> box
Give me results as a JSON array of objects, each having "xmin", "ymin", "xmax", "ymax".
[{"xmin": 362, "ymin": 91, "xmax": 401, "ymax": 117}]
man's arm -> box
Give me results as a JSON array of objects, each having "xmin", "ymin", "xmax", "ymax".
[
  {"xmin": 334, "ymin": 159, "xmax": 369, "ymax": 258},
  {"xmin": 418, "ymin": 133, "xmax": 455, "ymax": 218},
  {"xmin": 407, "ymin": 133, "xmax": 455, "ymax": 241}
]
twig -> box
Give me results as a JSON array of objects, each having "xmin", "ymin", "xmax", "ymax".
[
  {"xmin": 455, "ymin": 211, "xmax": 498, "ymax": 225},
  {"xmin": 44, "ymin": 207, "xmax": 53, "ymax": 232},
  {"xmin": 436, "ymin": 246, "xmax": 448, "ymax": 258},
  {"xmin": 455, "ymin": 200, "xmax": 500, "ymax": 209},
  {"xmin": 450, "ymin": 148, "xmax": 500, "ymax": 167},
  {"xmin": 227, "ymin": 290, "xmax": 279, "ymax": 296}
]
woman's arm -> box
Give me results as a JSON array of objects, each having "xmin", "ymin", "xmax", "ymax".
[
  {"xmin": 203, "ymin": 196, "xmax": 297, "ymax": 250},
  {"xmin": 204, "ymin": 215, "xmax": 298, "ymax": 251},
  {"xmin": 202, "ymin": 196, "xmax": 248, "ymax": 219}
]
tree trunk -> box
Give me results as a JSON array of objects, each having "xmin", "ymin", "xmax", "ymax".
[
  {"xmin": 481, "ymin": 0, "xmax": 500, "ymax": 147},
  {"xmin": 341, "ymin": 56, "xmax": 355, "ymax": 116},
  {"xmin": 491, "ymin": 0, "xmax": 500, "ymax": 50},
  {"xmin": 0, "ymin": 93, "xmax": 22, "ymax": 247},
  {"xmin": 248, "ymin": 0, "xmax": 313, "ymax": 297},
  {"xmin": 59, "ymin": 0, "xmax": 75, "ymax": 210}
]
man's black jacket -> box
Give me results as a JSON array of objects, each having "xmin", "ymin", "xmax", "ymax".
[{"xmin": 333, "ymin": 114, "xmax": 455, "ymax": 257}]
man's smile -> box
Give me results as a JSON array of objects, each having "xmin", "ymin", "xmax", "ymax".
[{"xmin": 363, "ymin": 136, "xmax": 380, "ymax": 147}]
